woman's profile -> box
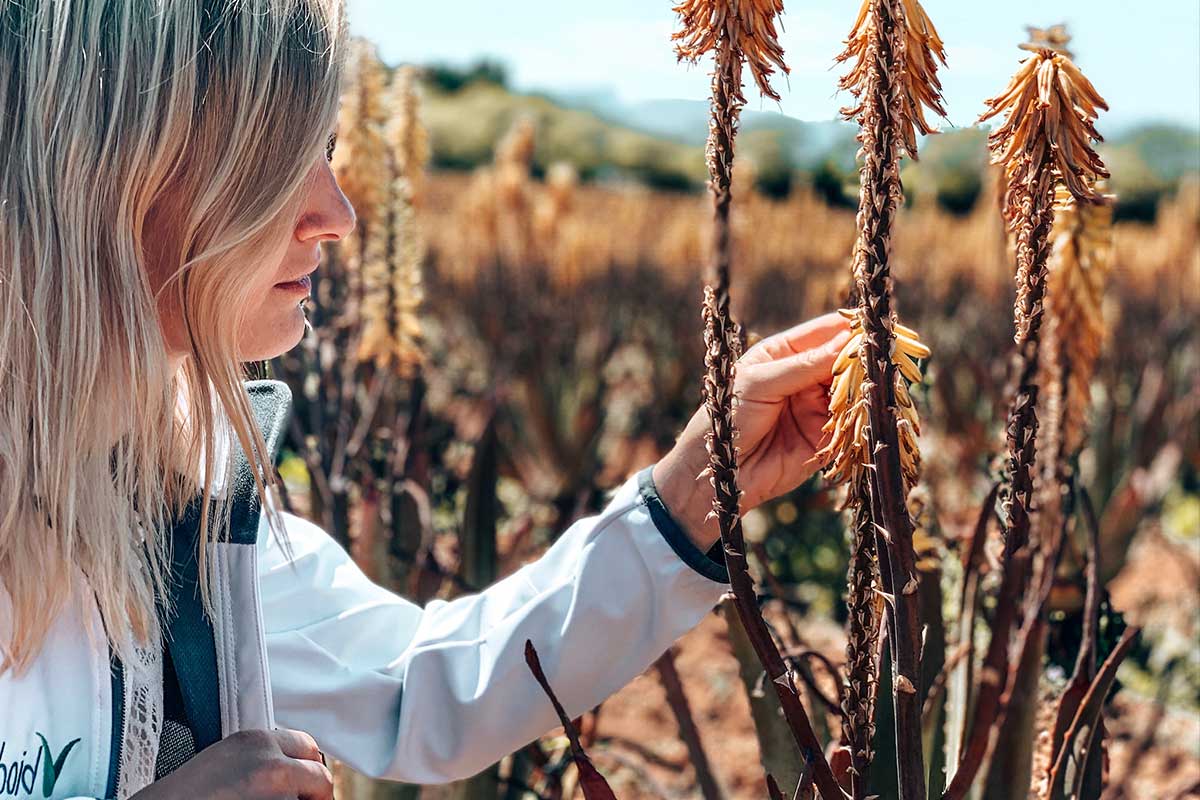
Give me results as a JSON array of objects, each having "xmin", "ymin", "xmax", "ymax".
[{"xmin": 0, "ymin": 1, "xmax": 849, "ymax": 798}]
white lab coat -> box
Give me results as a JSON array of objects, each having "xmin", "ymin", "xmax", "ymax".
[{"xmin": 0, "ymin": 464, "xmax": 729, "ymax": 798}]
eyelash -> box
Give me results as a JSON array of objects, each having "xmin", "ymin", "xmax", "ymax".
[{"xmin": 325, "ymin": 132, "xmax": 337, "ymax": 163}]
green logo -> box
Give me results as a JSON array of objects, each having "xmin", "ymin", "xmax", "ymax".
[{"xmin": 35, "ymin": 733, "xmax": 80, "ymax": 798}]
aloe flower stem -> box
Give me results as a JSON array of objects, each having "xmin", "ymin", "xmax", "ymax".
[
  {"xmin": 842, "ymin": 476, "xmax": 881, "ymax": 798},
  {"xmin": 837, "ymin": 0, "xmax": 947, "ymax": 793},
  {"xmin": 1001, "ymin": 145, "xmax": 1056, "ymax": 560},
  {"xmin": 675, "ymin": 2, "xmax": 841, "ymax": 796}
]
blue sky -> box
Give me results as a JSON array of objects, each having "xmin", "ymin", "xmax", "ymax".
[{"xmin": 345, "ymin": 0, "xmax": 1200, "ymax": 132}]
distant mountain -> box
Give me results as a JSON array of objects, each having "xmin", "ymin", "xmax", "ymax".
[
  {"xmin": 421, "ymin": 81, "xmax": 708, "ymax": 190},
  {"xmin": 549, "ymin": 92, "xmax": 860, "ymax": 172},
  {"xmin": 424, "ymin": 76, "xmax": 1199, "ymax": 212}
]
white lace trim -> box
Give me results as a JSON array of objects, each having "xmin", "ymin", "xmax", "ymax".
[{"xmin": 117, "ymin": 634, "xmax": 163, "ymax": 799}]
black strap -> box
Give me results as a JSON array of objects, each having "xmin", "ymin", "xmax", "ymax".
[
  {"xmin": 159, "ymin": 493, "xmax": 221, "ymax": 752},
  {"xmin": 226, "ymin": 379, "xmax": 294, "ymax": 544}
]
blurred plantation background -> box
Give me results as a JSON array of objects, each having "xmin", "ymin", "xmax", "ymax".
[{"xmin": 267, "ymin": 44, "xmax": 1199, "ymax": 800}]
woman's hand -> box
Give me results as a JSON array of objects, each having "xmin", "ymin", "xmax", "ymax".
[
  {"xmin": 130, "ymin": 728, "xmax": 332, "ymax": 800},
  {"xmin": 652, "ymin": 311, "xmax": 852, "ymax": 551}
]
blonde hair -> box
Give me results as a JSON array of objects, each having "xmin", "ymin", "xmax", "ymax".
[{"xmin": 0, "ymin": 0, "xmax": 346, "ymax": 673}]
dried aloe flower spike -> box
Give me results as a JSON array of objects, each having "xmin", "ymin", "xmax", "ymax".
[
  {"xmin": 358, "ymin": 65, "xmax": 428, "ymax": 376},
  {"xmin": 1036, "ymin": 177, "xmax": 1115, "ymax": 550},
  {"xmin": 673, "ymin": 0, "xmax": 791, "ymax": 339},
  {"xmin": 817, "ymin": 308, "xmax": 929, "ymax": 494},
  {"xmin": 980, "ymin": 47, "xmax": 1109, "ymax": 220},
  {"xmin": 831, "ymin": 1, "xmax": 948, "ymax": 796},
  {"xmin": 672, "ymin": 4, "xmax": 843, "ymax": 798},
  {"xmin": 1044, "ymin": 183, "xmax": 1115, "ymax": 457},
  {"xmin": 820, "ymin": 307, "xmax": 929, "ymax": 797},
  {"xmin": 673, "ymin": 0, "xmax": 789, "ymax": 101},
  {"xmin": 978, "ymin": 46, "xmax": 1109, "ymax": 557},
  {"xmin": 334, "ymin": 41, "xmax": 390, "ymax": 248},
  {"xmin": 837, "ymin": 0, "xmax": 948, "ymax": 160}
]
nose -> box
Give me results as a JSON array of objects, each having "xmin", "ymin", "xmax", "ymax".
[{"xmin": 294, "ymin": 159, "xmax": 357, "ymax": 243}]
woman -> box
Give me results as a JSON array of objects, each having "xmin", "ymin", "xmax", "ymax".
[{"xmin": 0, "ymin": 1, "xmax": 850, "ymax": 798}]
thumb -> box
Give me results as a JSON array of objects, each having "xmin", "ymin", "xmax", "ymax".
[{"xmin": 740, "ymin": 327, "xmax": 852, "ymax": 401}]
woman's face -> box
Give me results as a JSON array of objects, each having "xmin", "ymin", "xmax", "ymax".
[
  {"xmin": 155, "ymin": 151, "xmax": 356, "ymax": 367},
  {"xmin": 234, "ymin": 154, "xmax": 356, "ymax": 361}
]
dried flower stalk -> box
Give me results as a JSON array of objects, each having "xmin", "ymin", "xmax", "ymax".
[
  {"xmin": 673, "ymin": 0, "xmax": 789, "ymax": 102},
  {"xmin": 837, "ymin": 0, "xmax": 947, "ymax": 160},
  {"xmin": 674, "ymin": 0, "xmax": 789, "ymax": 343},
  {"xmin": 978, "ymin": 47, "xmax": 1109, "ymax": 558},
  {"xmin": 358, "ymin": 66, "xmax": 428, "ymax": 376},
  {"xmin": 1036, "ymin": 182, "xmax": 1114, "ymax": 549},
  {"xmin": 839, "ymin": 476, "xmax": 882, "ymax": 792},
  {"xmin": 450, "ymin": 117, "xmax": 537, "ymax": 283},
  {"xmin": 533, "ymin": 162, "xmax": 581, "ymax": 288},
  {"xmin": 674, "ymin": 4, "xmax": 842, "ymax": 798},
  {"xmin": 939, "ymin": 44, "xmax": 1111, "ymax": 800},
  {"xmin": 333, "ymin": 40, "xmax": 391, "ymax": 270},
  {"xmin": 833, "ymin": 0, "xmax": 948, "ymax": 796},
  {"xmin": 393, "ymin": 66, "xmax": 430, "ymax": 202},
  {"xmin": 820, "ymin": 307, "xmax": 929, "ymax": 797},
  {"xmin": 1042, "ymin": 184, "xmax": 1115, "ymax": 458},
  {"xmin": 279, "ymin": 39, "xmax": 393, "ymax": 549}
]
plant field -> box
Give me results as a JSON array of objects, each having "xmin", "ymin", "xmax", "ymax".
[{"xmin": 268, "ymin": 13, "xmax": 1200, "ymax": 799}]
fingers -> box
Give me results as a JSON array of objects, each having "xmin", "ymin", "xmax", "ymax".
[
  {"xmin": 272, "ymin": 729, "xmax": 332, "ymax": 800},
  {"xmin": 290, "ymin": 758, "xmax": 335, "ymax": 800},
  {"xmin": 742, "ymin": 326, "xmax": 853, "ymax": 401},
  {"xmin": 745, "ymin": 311, "xmax": 852, "ymax": 362},
  {"xmin": 273, "ymin": 728, "xmax": 323, "ymax": 763}
]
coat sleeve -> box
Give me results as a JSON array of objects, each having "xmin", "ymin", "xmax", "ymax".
[{"xmin": 258, "ymin": 464, "xmax": 729, "ymax": 784}]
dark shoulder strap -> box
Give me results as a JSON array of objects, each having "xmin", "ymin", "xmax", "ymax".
[{"xmin": 225, "ymin": 379, "xmax": 293, "ymax": 543}]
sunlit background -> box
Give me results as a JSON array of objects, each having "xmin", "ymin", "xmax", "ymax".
[{"xmin": 283, "ymin": 4, "xmax": 1200, "ymax": 798}]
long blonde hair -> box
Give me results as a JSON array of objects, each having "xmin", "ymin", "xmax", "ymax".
[{"xmin": 0, "ymin": 0, "xmax": 346, "ymax": 674}]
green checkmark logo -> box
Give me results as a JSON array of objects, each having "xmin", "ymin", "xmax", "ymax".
[{"xmin": 34, "ymin": 733, "xmax": 80, "ymax": 798}]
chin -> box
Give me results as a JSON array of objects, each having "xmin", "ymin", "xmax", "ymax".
[{"xmin": 238, "ymin": 302, "xmax": 309, "ymax": 362}]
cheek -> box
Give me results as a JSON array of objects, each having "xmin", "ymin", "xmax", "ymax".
[
  {"xmin": 232, "ymin": 233, "xmax": 307, "ymax": 360},
  {"xmin": 252, "ymin": 236, "xmax": 294, "ymax": 289}
]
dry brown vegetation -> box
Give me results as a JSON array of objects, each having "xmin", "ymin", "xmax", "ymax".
[{"xmin": 271, "ymin": 27, "xmax": 1200, "ymax": 800}]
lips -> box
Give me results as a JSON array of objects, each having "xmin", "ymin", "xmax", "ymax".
[
  {"xmin": 273, "ymin": 274, "xmax": 312, "ymax": 294},
  {"xmin": 276, "ymin": 263, "xmax": 318, "ymax": 284}
]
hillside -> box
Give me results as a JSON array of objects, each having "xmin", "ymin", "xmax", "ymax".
[
  {"xmin": 419, "ymin": 73, "xmax": 1199, "ymax": 214},
  {"xmin": 422, "ymin": 81, "xmax": 706, "ymax": 190}
]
